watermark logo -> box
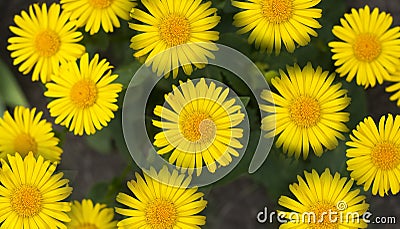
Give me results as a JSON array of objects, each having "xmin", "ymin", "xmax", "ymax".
[
  {"xmin": 336, "ymin": 200, "xmax": 348, "ymax": 211},
  {"xmin": 256, "ymin": 202, "xmax": 397, "ymax": 225},
  {"xmin": 122, "ymin": 43, "xmax": 275, "ymax": 187}
]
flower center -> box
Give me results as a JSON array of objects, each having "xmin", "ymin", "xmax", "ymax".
[
  {"xmin": 75, "ymin": 224, "xmax": 98, "ymax": 229},
  {"xmin": 261, "ymin": 0, "xmax": 293, "ymax": 23},
  {"xmin": 145, "ymin": 198, "xmax": 177, "ymax": 228},
  {"xmin": 353, "ymin": 34, "xmax": 382, "ymax": 62},
  {"xmin": 14, "ymin": 133, "xmax": 38, "ymax": 157},
  {"xmin": 159, "ymin": 14, "xmax": 191, "ymax": 47},
  {"xmin": 289, "ymin": 96, "xmax": 321, "ymax": 128},
  {"xmin": 371, "ymin": 141, "xmax": 400, "ymax": 171},
  {"xmin": 35, "ymin": 30, "xmax": 61, "ymax": 57},
  {"xmin": 10, "ymin": 184, "xmax": 42, "ymax": 217},
  {"xmin": 70, "ymin": 80, "xmax": 98, "ymax": 108},
  {"xmin": 89, "ymin": 0, "xmax": 112, "ymax": 8},
  {"xmin": 179, "ymin": 111, "xmax": 216, "ymax": 143},
  {"xmin": 308, "ymin": 201, "xmax": 339, "ymax": 229}
]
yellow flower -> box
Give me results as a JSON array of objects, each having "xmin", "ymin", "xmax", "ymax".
[
  {"xmin": 278, "ymin": 169, "xmax": 369, "ymax": 229},
  {"xmin": 61, "ymin": 0, "xmax": 136, "ymax": 35},
  {"xmin": 0, "ymin": 106, "xmax": 62, "ymax": 163},
  {"xmin": 261, "ymin": 63, "xmax": 351, "ymax": 159},
  {"xmin": 329, "ymin": 5, "xmax": 400, "ymax": 88},
  {"xmin": 386, "ymin": 69, "xmax": 400, "ymax": 106},
  {"xmin": 66, "ymin": 199, "xmax": 117, "ymax": 228},
  {"xmin": 347, "ymin": 114, "xmax": 400, "ymax": 197},
  {"xmin": 0, "ymin": 153, "xmax": 72, "ymax": 228},
  {"xmin": 7, "ymin": 3, "xmax": 85, "ymax": 83},
  {"xmin": 45, "ymin": 53, "xmax": 122, "ymax": 136},
  {"xmin": 152, "ymin": 78, "xmax": 245, "ymax": 175},
  {"xmin": 232, "ymin": 0, "xmax": 322, "ymax": 54},
  {"xmin": 115, "ymin": 167, "xmax": 207, "ymax": 228},
  {"xmin": 129, "ymin": 0, "xmax": 220, "ymax": 78}
]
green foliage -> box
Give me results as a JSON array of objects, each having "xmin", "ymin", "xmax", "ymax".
[
  {"xmin": 0, "ymin": 60, "xmax": 29, "ymax": 111},
  {"xmin": 86, "ymin": 127, "xmax": 113, "ymax": 155}
]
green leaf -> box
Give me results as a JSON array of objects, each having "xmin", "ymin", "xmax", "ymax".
[
  {"xmin": 218, "ymin": 33, "xmax": 251, "ymax": 56},
  {"xmin": 87, "ymin": 166, "xmax": 134, "ymax": 206},
  {"xmin": 239, "ymin": 96, "xmax": 250, "ymax": 107},
  {"xmin": 263, "ymin": 70, "xmax": 279, "ymax": 84},
  {"xmin": 114, "ymin": 61, "xmax": 142, "ymax": 88},
  {"xmin": 341, "ymin": 80, "xmax": 368, "ymax": 129},
  {"xmin": 0, "ymin": 60, "xmax": 29, "ymax": 107},
  {"xmin": 0, "ymin": 96, "xmax": 5, "ymax": 116},
  {"xmin": 87, "ymin": 182, "xmax": 109, "ymax": 203},
  {"xmin": 212, "ymin": 0, "xmax": 227, "ymax": 10},
  {"xmin": 81, "ymin": 29, "xmax": 110, "ymax": 54},
  {"xmin": 85, "ymin": 127, "xmax": 113, "ymax": 154},
  {"xmin": 252, "ymin": 148, "xmax": 300, "ymax": 199},
  {"xmin": 108, "ymin": 109, "xmax": 137, "ymax": 162}
]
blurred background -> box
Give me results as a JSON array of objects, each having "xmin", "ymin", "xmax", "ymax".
[{"xmin": 0, "ymin": 0, "xmax": 399, "ymax": 228}]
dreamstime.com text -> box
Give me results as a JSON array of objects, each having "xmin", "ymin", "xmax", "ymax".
[{"xmin": 257, "ymin": 205, "xmax": 397, "ymax": 225}]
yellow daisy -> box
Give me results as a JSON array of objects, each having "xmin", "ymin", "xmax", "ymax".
[
  {"xmin": 346, "ymin": 114, "xmax": 400, "ymax": 197},
  {"xmin": 7, "ymin": 3, "xmax": 85, "ymax": 83},
  {"xmin": 60, "ymin": 0, "xmax": 136, "ymax": 35},
  {"xmin": 260, "ymin": 63, "xmax": 351, "ymax": 159},
  {"xmin": 66, "ymin": 199, "xmax": 117, "ymax": 228},
  {"xmin": 232, "ymin": 0, "xmax": 322, "ymax": 54},
  {"xmin": 115, "ymin": 167, "xmax": 207, "ymax": 228},
  {"xmin": 278, "ymin": 169, "xmax": 369, "ymax": 229},
  {"xmin": 329, "ymin": 5, "xmax": 400, "ymax": 88},
  {"xmin": 45, "ymin": 53, "xmax": 123, "ymax": 136},
  {"xmin": 129, "ymin": 0, "xmax": 220, "ymax": 78},
  {"xmin": 152, "ymin": 78, "xmax": 245, "ymax": 175},
  {"xmin": 0, "ymin": 106, "xmax": 62, "ymax": 163},
  {"xmin": 386, "ymin": 69, "xmax": 400, "ymax": 106},
  {"xmin": 0, "ymin": 153, "xmax": 72, "ymax": 228}
]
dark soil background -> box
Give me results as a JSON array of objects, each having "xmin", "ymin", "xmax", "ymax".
[{"xmin": 0, "ymin": 0, "xmax": 399, "ymax": 228}]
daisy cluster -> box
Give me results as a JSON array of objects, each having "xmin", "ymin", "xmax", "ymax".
[{"xmin": 0, "ymin": 0, "xmax": 399, "ymax": 228}]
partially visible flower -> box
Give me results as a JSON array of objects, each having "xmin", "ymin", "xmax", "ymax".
[
  {"xmin": 278, "ymin": 169, "xmax": 369, "ymax": 229},
  {"xmin": 153, "ymin": 78, "xmax": 245, "ymax": 175},
  {"xmin": 261, "ymin": 63, "xmax": 350, "ymax": 159},
  {"xmin": 116, "ymin": 167, "xmax": 207, "ymax": 228},
  {"xmin": 386, "ymin": 69, "xmax": 400, "ymax": 106},
  {"xmin": 45, "ymin": 53, "xmax": 122, "ymax": 136},
  {"xmin": 61, "ymin": 0, "xmax": 136, "ymax": 35},
  {"xmin": 129, "ymin": 0, "xmax": 220, "ymax": 78},
  {"xmin": 66, "ymin": 199, "xmax": 117, "ymax": 229},
  {"xmin": 7, "ymin": 3, "xmax": 85, "ymax": 83},
  {"xmin": 0, "ymin": 106, "xmax": 62, "ymax": 163},
  {"xmin": 329, "ymin": 5, "xmax": 400, "ymax": 88},
  {"xmin": 232, "ymin": 0, "xmax": 322, "ymax": 54},
  {"xmin": 347, "ymin": 114, "xmax": 400, "ymax": 196},
  {"xmin": 0, "ymin": 153, "xmax": 72, "ymax": 228}
]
